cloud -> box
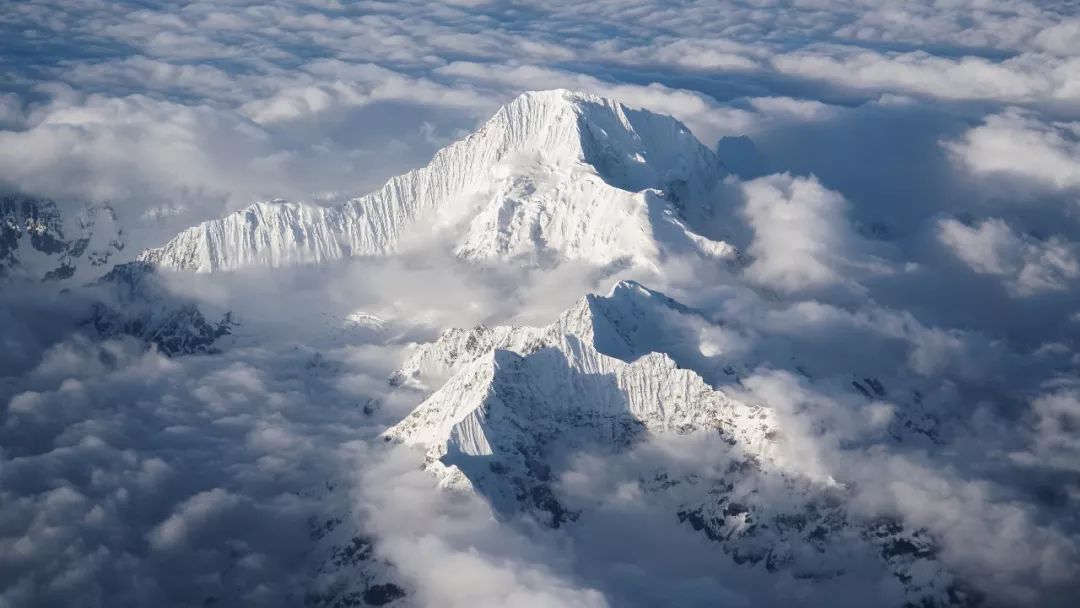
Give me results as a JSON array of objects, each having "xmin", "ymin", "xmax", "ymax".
[
  {"xmin": 1033, "ymin": 18, "xmax": 1080, "ymax": 56},
  {"xmin": 0, "ymin": 323, "xmax": 404, "ymax": 607},
  {"xmin": 773, "ymin": 45, "xmax": 1080, "ymax": 102},
  {"xmin": 1016, "ymin": 387, "xmax": 1080, "ymax": 472},
  {"xmin": 1, "ymin": 0, "xmax": 1068, "ymax": 229},
  {"xmin": 352, "ymin": 443, "xmax": 610, "ymax": 608},
  {"xmin": 734, "ymin": 368, "xmax": 1080, "ymax": 604},
  {"xmin": 3, "ymin": 0, "xmax": 1080, "ymax": 606},
  {"xmin": 738, "ymin": 173, "xmax": 889, "ymax": 293},
  {"xmin": 848, "ymin": 451, "xmax": 1079, "ymax": 604},
  {"xmin": 0, "ymin": 83, "xmax": 490, "ymax": 244},
  {"xmin": 938, "ymin": 217, "xmax": 1080, "ymax": 296},
  {"xmin": 946, "ymin": 111, "xmax": 1080, "ymax": 191},
  {"xmin": 147, "ymin": 488, "xmax": 242, "ymax": 551}
]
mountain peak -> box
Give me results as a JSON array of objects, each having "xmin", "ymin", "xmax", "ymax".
[
  {"xmin": 605, "ymin": 278, "xmax": 655, "ymax": 299},
  {"xmin": 140, "ymin": 91, "xmax": 732, "ymax": 272},
  {"xmin": 391, "ymin": 280, "xmax": 711, "ymax": 393},
  {"xmin": 482, "ymin": 89, "xmax": 721, "ymax": 194},
  {"xmin": 512, "ymin": 88, "xmax": 603, "ymax": 104},
  {"xmin": 381, "ymin": 281, "xmax": 966, "ymax": 605},
  {"xmin": 502, "ymin": 89, "xmax": 605, "ymax": 113}
]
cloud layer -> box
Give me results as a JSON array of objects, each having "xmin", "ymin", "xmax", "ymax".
[{"xmin": 3, "ymin": 1, "xmax": 1080, "ymax": 607}]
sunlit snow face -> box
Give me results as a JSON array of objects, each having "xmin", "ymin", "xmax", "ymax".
[{"xmin": 3, "ymin": 1, "xmax": 1080, "ymax": 607}]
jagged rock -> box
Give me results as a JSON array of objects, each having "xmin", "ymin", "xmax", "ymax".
[
  {"xmin": 1, "ymin": 195, "xmax": 125, "ymax": 282},
  {"xmin": 87, "ymin": 262, "xmax": 234, "ymax": 356}
]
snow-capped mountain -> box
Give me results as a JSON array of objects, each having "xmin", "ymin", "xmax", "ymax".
[
  {"xmin": 1, "ymin": 195, "xmax": 125, "ymax": 282},
  {"xmin": 139, "ymin": 90, "xmax": 735, "ymax": 272},
  {"xmin": 2, "ymin": 90, "xmax": 993, "ymax": 606},
  {"xmin": 383, "ymin": 280, "xmax": 978, "ymax": 607},
  {"xmin": 0, "ymin": 195, "xmax": 236, "ymax": 357},
  {"xmin": 391, "ymin": 280, "xmax": 723, "ymax": 391}
]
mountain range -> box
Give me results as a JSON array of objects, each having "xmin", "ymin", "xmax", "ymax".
[
  {"xmin": 1, "ymin": 195, "xmax": 125, "ymax": 282},
  {"xmin": 3, "ymin": 90, "xmax": 985, "ymax": 607},
  {"xmin": 378, "ymin": 279, "xmax": 974, "ymax": 607},
  {"xmin": 138, "ymin": 90, "xmax": 736, "ymax": 273}
]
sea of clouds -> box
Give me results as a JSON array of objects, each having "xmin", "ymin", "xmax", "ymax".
[{"xmin": 2, "ymin": 1, "xmax": 1080, "ymax": 606}]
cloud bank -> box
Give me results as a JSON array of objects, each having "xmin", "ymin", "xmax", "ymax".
[{"xmin": 3, "ymin": 1, "xmax": 1080, "ymax": 607}]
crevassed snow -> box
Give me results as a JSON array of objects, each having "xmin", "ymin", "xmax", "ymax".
[{"xmin": 139, "ymin": 90, "xmax": 733, "ymax": 272}]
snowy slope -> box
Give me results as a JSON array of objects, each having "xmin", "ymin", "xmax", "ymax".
[
  {"xmin": 390, "ymin": 280, "xmax": 714, "ymax": 390},
  {"xmin": 382, "ymin": 281, "xmax": 976, "ymax": 607},
  {"xmin": 140, "ymin": 90, "xmax": 734, "ymax": 272}
]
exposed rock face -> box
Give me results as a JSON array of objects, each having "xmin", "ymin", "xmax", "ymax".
[
  {"xmin": 1, "ymin": 195, "xmax": 125, "ymax": 282},
  {"xmin": 302, "ymin": 482, "xmax": 409, "ymax": 608},
  {"xmin": 88, "ymin": 262, "xmax": 233, "ymax": 356}
]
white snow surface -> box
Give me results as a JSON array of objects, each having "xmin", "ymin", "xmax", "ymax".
[
  {"xmin": 385, "ymin": 280, "xmax": 776, "ymax": 487},
  {"xmin": 139, "ymin": 90, "xmax": 733, "ymax": 272}
]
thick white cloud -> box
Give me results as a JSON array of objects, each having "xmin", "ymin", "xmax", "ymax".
[
  {"xmin": 739, "ymin": 173, "xmax": 888, "ymax": 293},
  {"xmin": 1034, "ymin": 18, "xmax": 1080, "ymax": 56},
  {"xmin": 147, "ymin": 488, "xmax": 243, "ymax": 552},
  {"xmin": 946, "ymin": 111, "xmax": 1080, "ymax": 191},
  {"xmin": 352, "ymin": 444, "xmax": 610, "ymax": 608},
  {"xmin": 1, "ymin": 0, "xmax": 1074, "ymax": 224},
  {"xmin": 734, "ymin": 368, "xmax": 1080, "ymax": 604},
  {"xmin": 773, "ymin": 47, "xmax": 1080, "ymax": 102}
]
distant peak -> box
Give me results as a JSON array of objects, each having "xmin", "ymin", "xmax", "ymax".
[
  {"xmin": 592, "ymin": 279, "xmax": 701, "ymax": 321},
  {"xmin": 507, "ymin": 88, "xmax": 604, "ymax": 104},
  {"xmin": 607, "ymin": 279, "xmax": 652, "ymax": 297},
  {"xmin": 505, "ymin": 89, "xmax": 613, "ymax": 111},
  {"xmin": 511, "ymin": 88, "xmax": 590, "ymax": 103},
  {"xmin": 489, "ymin": 88, "xmax": 689, "ymax": 145}
]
